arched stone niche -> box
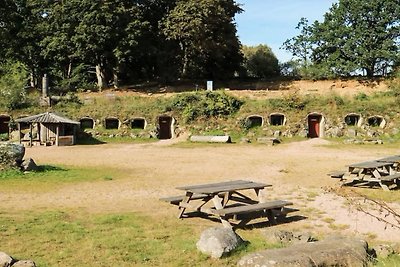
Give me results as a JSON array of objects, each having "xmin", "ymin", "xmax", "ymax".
[
  {"xmin": 157, "ymin": 115, "xmax": 175, "ymax": 139},
  {"xmin": 344, "ymin": 113, "xmax": 363, "ymax": 127},
  {"xmin": 0, "ymin": 114, "xmax": 10, "ymax": 134},
  {"xmin": 269, "ymin": 113, "xmax": 286, "ymax": 126},
  {"xmin": 245, "ymin": 115, "xmax": 264, "ymax": 128},
  {"xmin": 104, "ymin": 117, "xmax": 121, "ymax": 130},
  {"xmin": 130, "ymin": 117, "xmax": 147, "ymax": 130},
  {"xmin": 367, "ymin": 115, "xmax": 386, "ymax": 128},
  {"xmin": 307, "ymin": 113, "xmax": 325, "ymax": 138},
  {"xmin": 80, "ymin": 117, "xmax": 95, "ymax": 129}
]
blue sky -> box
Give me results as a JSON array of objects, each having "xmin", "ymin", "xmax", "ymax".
[{"xmin": 235, "ymin": 0, "xmax": 338, "ymax": 62}]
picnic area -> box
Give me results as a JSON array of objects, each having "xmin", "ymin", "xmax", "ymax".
[{"xmin": 0, "ymin": 138, "xmax": 399, "ymax": 265}]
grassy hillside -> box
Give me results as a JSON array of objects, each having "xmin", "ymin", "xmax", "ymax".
[{"xmin": 2, "ymin": 78, "xmax": 400, "ymax": 143}]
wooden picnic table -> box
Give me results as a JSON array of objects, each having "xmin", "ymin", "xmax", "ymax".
[
  {"xmin": 377, "ymin": 155, "xmax": 400, "ymax": 171},
  {"xmin": 377, "ymin": 155, "xmax": 400, "ymax": 162},
  {"xmin": 344, "ymin": 160, "xmax": 400, "ymax": 190},
  {"xmin": 161, "ymin": 180, "xmax": 294, "ymax": 228}
]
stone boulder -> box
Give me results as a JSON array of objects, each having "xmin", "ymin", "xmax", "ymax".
[
  {"xmin": 264, "ymin": 230, "xmax": 317, "ymax": 244},
  {"xmin": 0, "ymin": 251, "xmax": 13, "ymax": 267},
  {"xmin": 0, "ymin": 142, "xmax": 25, "ymax": 170},
  {"xmin": 11, "ymin": 260, "xmax": 36, "ymax": 267},
  {"xmin": 238, "ymin": 236, "xmax": 369, "ymax": 267},
  {"xmin": 20, "ymin": 158, "xmax": 38, "ymax": 172},
  {"xmin": 197, "ymin": 227, "xmax": 244, "ymax": 259},
  {"xmin": 257, "ymin": 137, "xmax": 281, "ymax": 146}
]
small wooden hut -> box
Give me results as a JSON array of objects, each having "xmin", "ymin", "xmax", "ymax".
[{"xmin": 16, "ymin": 112, "xmax": 80, "ymax": 146}]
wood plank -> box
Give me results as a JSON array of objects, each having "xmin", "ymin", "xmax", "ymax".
[
  {"xmin": 380, "ymin": 173, "xmax": 400, "ymax": 181},
  {"xmin": 211, "ymin": 200, "xmax": 293, "ymax": 216},
  {"xmin": 189, "ymin": 182, "xmax": 270, "ymax": 194},
  {"xmin": 329, "ymin": 171, "xmax": 345, "ymax": 178},
  {"xmin": 348, "ymin": 161, "xmax": 393, "ymax": 169},
  {"xmin": 176, "ymin": 180, "xmax": 250, "ymax": 191},
  {"xmin": 377, "ymin": 155, "xmax": 400, "ymax": 163},
  {"xmin": 159, "ymin": 193, "xmax": 209, "ymax": 203}
]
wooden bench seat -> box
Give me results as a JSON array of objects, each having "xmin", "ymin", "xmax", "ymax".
[
  {"xmin": 329, "ymin": 171, "xmax": 345, "ymax": 178},
  {"xmin": 211, "ymin": 200, "xmax": 293, "ymax": 216},
  {"xmin": 272, "ymin": 207, "xmax": 299, "ymax": 217},
  {"xmin": 160, "ymin": 194, "xmax": 210, "ymax": 205},
  {"xmin": 380, "ymin": 173, "xmax": 400, "ymax": 182}
]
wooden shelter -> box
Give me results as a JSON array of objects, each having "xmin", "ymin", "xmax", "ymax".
[{"xmin": 16, "ymin": 112, "xmax": 80, "ymax": 146}]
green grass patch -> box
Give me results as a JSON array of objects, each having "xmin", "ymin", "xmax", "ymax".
[
  {"xmin": 375, "ymin": 254, "xmax": 400, "ymax": 267},
  {"xmin": 354, "ymin": 188, "xmax": 400, "ymax": 203},
  {"xmin": 0, "ymin": 166, "xmax": 123, "ymax": 192},
  {"xmin": 0, "ymin": 210, "xmax": 284, "ymax": 267}
]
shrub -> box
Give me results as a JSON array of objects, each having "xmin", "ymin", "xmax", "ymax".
[
  {"xmin": 268, "ymin": 90, "xmax": 309, "ymax": 110},
  {"xmin": 354, "ymin": 92, "xmax": 369, "ymax": 101},
  {"xmin": 166, "ymin": 91, "xmax": 243, "ymax": 122}
]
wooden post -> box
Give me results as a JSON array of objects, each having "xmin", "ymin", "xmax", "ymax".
[
  {"xmin": 29, "ymin": 123, "xmax": 33, "ymax": 147},
  {"xmin": 73, "ymin": 125, "xmax": 76, "ymax": 145},
  {"xmin": 56, "ymin": 125, "xmax": 59, "ymax": 146},
  {"xmin": 18, "ymin": 123, "xmax": 21, "ymax": 144}
]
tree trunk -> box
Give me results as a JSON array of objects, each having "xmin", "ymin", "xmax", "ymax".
[
  {"xmin": 366, "ymin": 68, "xmax": 374, "ymax": 78},
  {"xmin": 113, "ymin": 66, "xmax": 119, "ymax": 89},
  {"xmin": 67, "ymin": 61, "xmax": 72, "ymax": 79},
  {"xmin": 95, "ymin": 64, "xmax": 107, "ymax": 91},
  {"xmin": 180, "ymin": 42, "xmax": 188, "ymax": 77},
  {"xmin": 29, "ymin": 72, "xmax": 36, "ymax": 88}
]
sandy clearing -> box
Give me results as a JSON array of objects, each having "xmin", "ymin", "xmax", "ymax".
[{"xmin": 0, "ymin": 138, "xmax": 399, "ymax": 242}]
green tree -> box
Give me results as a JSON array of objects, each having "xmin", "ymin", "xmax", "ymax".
[
  {"xmin": 242, "ymin": 44, "xmax": 280, "ymax": 78},
  {"xmin": 0, "ymin": 0, "xmax": 49, "ymax": 87},
  {"xmin": 283, "ymin": 0, "xmax": 400, "ymax": 78},
  {"xmin": 68, "ymin": 0, "xmax": 147, "ymax": 89},
  {"xmin": 161, "ymin": 0, "xmax": 243, "ymax": 79},
  {"xmin": 282, "ymin": 18, "xmax": 313, "ymax": 68},
  {"xmin": 0, "ymin": 61, "xmax": 29, "ymax": 110}
]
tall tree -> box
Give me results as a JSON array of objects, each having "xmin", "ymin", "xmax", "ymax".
[
  {"xmin": 68, "ymin": 0, "xmax": 147, "ymax": 89},
  {"xmin": 0, "ymin": 0, "xmax": 49, "ymax": 87},
  {"xmin": 283, "ymin": 0, "xmax": 400, "ymax": 78},
  {"xmin": 242, "ymin": 44, "xmax": 280, "ymax": 78},
  {"xmin": 281, "ymin": 18, "xmax": 313, "ymax": 69},
  {"xmin": 162, "ymin": 0, "xmax": 243, "ymax": 79}
]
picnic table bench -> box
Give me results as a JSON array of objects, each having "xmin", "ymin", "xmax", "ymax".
[
  {"xmin": 340, "ymin": 158, "xmax": 400, "ymax": 190},
  {"xmin": 160, "ymin": 180, "xmax": 296, "ymax": 228}
]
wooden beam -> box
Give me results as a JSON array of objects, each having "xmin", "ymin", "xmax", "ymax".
[
  {"xmin": 18, "ymin": 123, "xmax": 21, "ymax": 144},
  {"xmin": 56, "ymin": 125, "xmax": 59, "ymax": 146},
  {"xmin": 29, "ymin": 123, "xmax": 33, "ymax": 147}
]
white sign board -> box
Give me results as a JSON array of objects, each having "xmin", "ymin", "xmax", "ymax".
[{"xmin": 207, "ymin": 81, "xmax": 213, "ymax": 91}]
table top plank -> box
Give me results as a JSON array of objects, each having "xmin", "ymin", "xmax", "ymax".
[
  {"xmin": 376, "ymin": 155, "xmax": 400, "ymax": 163},
  {"xmin": 188, "ymin": 182, "xmax": 270, "ymax": 194},
  {"xmin": 348, "ymin": 161, "xmax": 394, "ymax": 169},
  {"xmin": 176, "ymin": 180, "xmax": 250, "ymax": 191}
]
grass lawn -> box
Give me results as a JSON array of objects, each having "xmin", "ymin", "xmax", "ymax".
[
  {"xmin": 0, "ymin": 165, "xmax": 398, "ymax": 266},
  {"xmin": 0, "ymin": 210, "xmax": 280, "ymax": 266},
  {"xmin": 0, "ymin": 166, "xmax": 279, "ymax": 266},
  {"xmin": 0, "ymin": 166, "xmax": 127, "ymax": 192}
]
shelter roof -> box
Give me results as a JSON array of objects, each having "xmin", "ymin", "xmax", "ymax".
[{"xmin": 16, "ymin": 112, "xmax": 79, "ymax": 125}]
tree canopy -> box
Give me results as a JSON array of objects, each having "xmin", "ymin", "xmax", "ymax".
[
  {"xmin": 283, "ymin": 0, "xmax": 400, "ymax": 78},
  {"xmin": 0, "ymin": 0, "xmax": 245, "ymax": 90},
  {"xmin": 242, "ymin": 45, "xmax": 279, "ymax": 78}
]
